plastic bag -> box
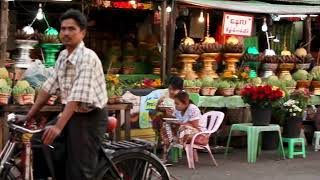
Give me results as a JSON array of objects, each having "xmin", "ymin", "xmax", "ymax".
[{"xmin": 22, "ymin": 60, "xmax": 54, "ymax": 89}]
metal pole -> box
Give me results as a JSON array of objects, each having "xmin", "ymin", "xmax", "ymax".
[
  {"xmin": 167, "ymin": 0, "xmax": 177, "ymax": 78},
  {"xmin": 160, "ymin": 0, "xmax": 168, "ymax": 82},
  {"xmin": 0, "ymin": 0, "xmax": 9, "ymax": 67}
]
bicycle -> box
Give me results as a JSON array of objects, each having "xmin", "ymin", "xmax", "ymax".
[{"xmin": 0, "ymin": 113, "xmax": 171, "ymax": 180}]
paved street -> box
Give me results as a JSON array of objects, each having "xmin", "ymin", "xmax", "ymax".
[{"xmin": 168, "ymin": 147, "xmax": 320, "ymax": 180}]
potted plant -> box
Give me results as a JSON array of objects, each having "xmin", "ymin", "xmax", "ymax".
[
  {"xmin": 106, "ymin": 75, "xmax": 123, "ymax": 104},
  {"xmin": 201, "ymin": 77, "xmax": 217, "ymax": 96},
  {"xmin": 241, "ymin": 85, "xmax": 284, "ymax": 126},
  {"xmin": 235, "ymin": 81, "xmax": 247, "ymax": 95},
  {"xmin": 184, "ymin": 80, "xmax": 202, "ymax": 94},
  {"xmin": 109, "ymin": 61, "xmax": 122, "ymax": 74},
  {"xmin": 217, "ymin": 81, "xmax": 235, "ymax": 96},
  {"xmin": 281, "ymin": 79, "xmax": 297, "ymax": 94},
  {"xmin": 281, "ymin": 90, "xmax": 310, "ymax": 138},
  {"xmin": 12, "ymin": 80, "xmax": 35, "ymax": 105},
  {"xmin": 311, "ymin": 71, "xmax": 320, "ymax": 95},
  {"xmin": 122, "ymin": 61, "xmax": 135, "ymax": 74},
  {"xmin": 122, "ymin": 42, "xmax": 137, "ymax": 62},
  {"xmin": 0, "ymin": 79, "xmax": 12, "ymax": 105},
  {"xmin": 292, "ymin": 70, "xmax": 312, "ymax": 90}
]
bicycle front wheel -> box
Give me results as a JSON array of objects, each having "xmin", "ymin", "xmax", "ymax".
[{"xmin": 97, "ymin": 150, "xmax": 170, "ymax": 180}]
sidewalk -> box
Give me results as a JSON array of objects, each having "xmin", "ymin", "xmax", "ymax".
[{"xmin": 168, "ymin": 148, "xmax": 320, "ymax": 180}]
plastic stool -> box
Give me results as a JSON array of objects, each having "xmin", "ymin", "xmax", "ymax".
[
  {"xmin": 169, "ymin": 147, "xmax": 179, "ymax": 163},
  {"xmin": 313, "ymin": 131, "xmax": 320, "ymax": 151},
  {"xmin": 281, "ymin": 138, "xmax": 306, "ymax": 159}
]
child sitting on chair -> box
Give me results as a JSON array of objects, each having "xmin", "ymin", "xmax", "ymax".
[{"xmin": 165, "ymin": 91, "xmax": 208, "ymax": 150}]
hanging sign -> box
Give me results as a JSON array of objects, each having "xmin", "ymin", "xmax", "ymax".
[{"xmin": 222, "ymin": 12, "xmax": 254, "ymax": 36}]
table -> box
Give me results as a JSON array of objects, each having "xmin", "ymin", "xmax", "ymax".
[
  {"xmin": 225, "ymin": 123, "xmax": 286, "ymax": 163},
  {"xmin": 0, "ymin": 103, "xmax": 133, "ymax": 144},
  {"xmin": 189, "ymin": 94, "xmax": 320, "ymax": 108}
]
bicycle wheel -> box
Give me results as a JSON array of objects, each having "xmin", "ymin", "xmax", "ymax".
[{"xmin": 96, "ymin": 150, "xmax": 170, "ymax": 180}]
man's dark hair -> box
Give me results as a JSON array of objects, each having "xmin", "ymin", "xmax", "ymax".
[
  {"xmin": 60, "ymin": 9, "xmax": 87, "ymax": 30},
  {"xmin": 168, "ymin": 76, "xmax": 184, "ymax": 90}
]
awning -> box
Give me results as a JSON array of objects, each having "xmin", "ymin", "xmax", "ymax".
[{"xmin": 177, "ymin": 0, "xmax": 320, "ymax": 14}]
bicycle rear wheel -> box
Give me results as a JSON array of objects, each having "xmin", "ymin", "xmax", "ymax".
[{"xmin": 97, "ymin": 150, "xmax": 170, "ymax": 180}]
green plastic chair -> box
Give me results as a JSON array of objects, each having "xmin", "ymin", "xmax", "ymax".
[
  {"xmin": 279, "ymin": 138, "xmax": 306, "ymax": 159},
  {"xmin": 225, "ymin": 123, "xmax": 286, "ymax": 163}
]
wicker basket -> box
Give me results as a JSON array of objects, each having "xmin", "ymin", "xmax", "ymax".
[
  {"xmin": 14, "ymin": 94, "xmax": 35, "ymax": 105},
  {"xmin": 122, "ymin": 67, "xmax": 135, "ymax": 75},
  {"xmin": 108, "ymin": 96, "xmax": 122, "ymax": 104},
  {"xmin": 218, "ymin": 88, "xmax": 235, "ymax": 96},
  {"xmin": 201, "ymin": 87, "xmax": 217, "ymax": 96},
  {"xmin": 185, "ymin": 87, "xmax": 201, "ymax": 94},
  {"xmin": 0, "ymin": 93, "xmax": 10, "ymax": 105}
]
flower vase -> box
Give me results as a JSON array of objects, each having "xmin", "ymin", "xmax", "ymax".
[
  {"xmin": 199, "ymin": 53, "xmax": 220, "ymax": 79},
  {"xmin": 251, "ymin": 108, "xmax": 272, "ymax": 126},
  {"xmin": 278, "ymin": 63, "xmax": 295, "ymax": 79},
  {"xmin": 223, "ymin": 53, "xmax": 242, "ymax": 74},
  {"xmin": 178, "ymin": 54, "xmax": 199, "ymax": 80},
  {"xmin": 261, "ymin": 63, "xmax": 278, "ymax": 78},
  {"xmin": 40, "ymin": 43, "xmax": 63, "ymax": 67},
  {"xmin": 296, "ymin": 80, "xmax": 311, "ymax": 90},
  {"xmin": 283, "ymin": 116, "xmax": 302, "ymax": 138},
  {"xmin": 14, "ymin": 40, "xmax": 38, "ymax": 68}
]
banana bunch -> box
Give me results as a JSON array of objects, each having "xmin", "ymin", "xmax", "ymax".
[
  {"xmin": 263, "ymin": 55, "xmax": 279, "ymax": 63},
  {"xmin": 40, "ymin": 35, "xmax": 60, "ymax": 44},
  {"xmin": 279, "ymin": 55, "xmax": 298, "ymax": 63},
  {"xmin": 242, "ymin": 53, "xmax": 264, "ymax": 62},
  {"xmin": 223, "ymin": 43, "xmax": 245, "ymax": 53},
  {"xmin": 15, "ymin": 29, "xmax": 32, "ymax": 40},
  {"xmin": 176, "ymin": 44, "xmax": 203, "ymax": 55},
  {"xmin": 297, "ymin": 54, "xmax": 314, "ymax": 63},
  {"xmin": 200, "ymin": 43, "xmax": 222, "ymax": 53}
]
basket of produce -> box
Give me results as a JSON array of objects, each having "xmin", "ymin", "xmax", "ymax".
[{"xmin": 12, "ymin": 80, "xmax": 35, "ymax": 105}]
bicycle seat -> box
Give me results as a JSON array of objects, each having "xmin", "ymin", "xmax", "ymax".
[{"xmin": 107, "ymin": 117, "xmax": 117, "ymax": 132}]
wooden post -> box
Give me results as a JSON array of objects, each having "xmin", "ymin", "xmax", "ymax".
[
  {"xmin": 160, "ymin": 0, "xmax": 168, "ymax": 82},
  {"xmin": 166, "ymin": 1, "xmax": 178, "ymax": 78},
  {"xmin": 0, "ymin": 0, "xmax": 9, "ymax": 67},
  {"xmin": 304, "ymin": 15, "xmax": 312, "ymax": 53}
]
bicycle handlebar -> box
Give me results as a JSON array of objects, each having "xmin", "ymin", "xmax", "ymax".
[{"xmin": 7, "ymin": 113, "xmax": 44, "ymax": 134}]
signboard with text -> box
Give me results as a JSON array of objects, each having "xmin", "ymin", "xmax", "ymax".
[{"xmin": 222, "ymin": 12, "xmax": 254, "ymax": 37}]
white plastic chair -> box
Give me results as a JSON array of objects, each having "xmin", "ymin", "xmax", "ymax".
[{"xmin": 184, "ymin": 111, "xmax": 225, "ymax": 169}]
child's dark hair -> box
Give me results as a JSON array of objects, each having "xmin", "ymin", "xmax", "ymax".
[
  {"xmin": 174, "ymin": 91, "xmax": 192, "ymax": 105},
  {"xmin": 168, "ymin": 76, "xmax": 184, "ymax": 90}
]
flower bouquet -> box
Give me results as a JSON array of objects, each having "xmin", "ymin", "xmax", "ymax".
[
  {"xmin": 241, "ymin": 85, "xmax": 284, "ymax": 125},
  {"xmin": 281, "ymin": 90, "xmax": 310, "ymax": 137}
]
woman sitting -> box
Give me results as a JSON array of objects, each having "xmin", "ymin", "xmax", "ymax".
[{"xmin": 162, "ymin": 91, "xmax": 207, "ymax": 162}]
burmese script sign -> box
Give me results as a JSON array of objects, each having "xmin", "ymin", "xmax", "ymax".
[{"xmin": 222, "ymin": 12, "xmax": 254, "ymax": 36}]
